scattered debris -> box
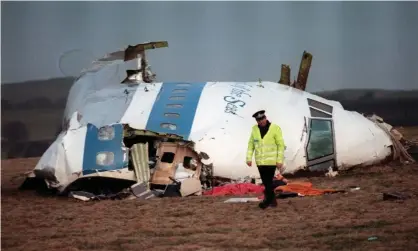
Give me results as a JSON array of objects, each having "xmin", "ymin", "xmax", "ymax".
[
  {"xmin": 278, "ymin": 50, "xmax": 313, "ymax": 91},
  {"xmin": 278, "ymin": 64, "xmax": 291, "ymax": 86},
  {"xmin": 325, "ymin": 166, "xmax": 339, "ymax": 177},
  {"xmin": 224, "ymin": 197, "xmax": 260, "ymax": 203},
  {"xmin": 348, "ymin": 186, "xmax": 361, "ymax": 191},
  {"xmin": 69, "ymin": 191, "xmax": 96, "ymax": 201},
  {"xmin": 68, "ymin": 189, "xmax": 132, "ymax": 201},
  {"xmin": 368, "ymin": 114, "xmax": 416, "ymax": 164},
  {"xmin": 130, "ymin": 182, "xmax": 155, "ymax": 200},
  {"xmin": 383, "ymin": 192, "xmax": 411, "ymax": 201},
  {"xmin": 295, "ymin": 51, "xmax": 313, "ymax": 91}
]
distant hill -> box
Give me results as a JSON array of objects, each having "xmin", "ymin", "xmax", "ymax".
[
  {"xmin": 1, "ymin": 77, "xmax": 74, "ymax": 107},
  {"xmin": 1, "ymin": 77, "xmax": 74, "ymax": 159},
  {"xmin": 315, "ymin": 89, "xmax": 418, "ymax": 126},
  {"xmin": 1, "ymin": 77, "xmax": 418, "ymax": 159}
]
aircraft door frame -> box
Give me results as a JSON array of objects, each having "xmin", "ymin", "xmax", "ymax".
[{"xmin": 304, "ymin": 98, "xmax": 338, "ymax": 172}]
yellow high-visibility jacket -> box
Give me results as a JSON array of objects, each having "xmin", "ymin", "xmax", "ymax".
[{"xmin": 246, "ymin": 123, "xmax": 285, "ymax": 166}]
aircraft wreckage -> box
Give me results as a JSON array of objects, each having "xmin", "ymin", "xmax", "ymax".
[{"xmin": 21, "ymin": 41, "xmax": 416, "ymax": 199}]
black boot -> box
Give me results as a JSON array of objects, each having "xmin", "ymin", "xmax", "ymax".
[
  {"xmin": 258, "ymin": 200, "xmax": 269, "ymax": 209},
  {"xmin": 269, "ymin": 199, "xmax": 278, "ymax": 208}
]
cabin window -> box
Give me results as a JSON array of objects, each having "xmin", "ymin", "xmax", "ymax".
[
  {"xmin": 161, "ymin": 123, "xmax": 177, "ymax": 130},
  {"xmin": 98, "ymin": 126, "xmax": 115, "ymax": 141},
  {"xmin": 307, "ymin": 98, "xmax": 333, "ymax": 114},
  {"xmin": 161, "ymin": 152, "xmax": 175, "ymax": 163},
  {"xmin": 96, "ymin": 151, "xmax": 115, "ymax": 166},
  {"xmin": 169, "ymin": 96, "xmax": 186, "ymax": 101},
  {"xmin": 166, "ymin": 104, "xmax": 183, "ymax": 108},
  {"xmin": 306, "ymin": 119, "xmax": 334, "ymax": 161},
  {"xmin": 164, "ymin": 113, "xmax": 180, "ymax": 117},
  {"xmin": 172, "ymin": 89, "xmax": 188, "ymax": 94},
  {"xmin": 176, "ymin": 83, "xmax": 191, "ymax": 87}
]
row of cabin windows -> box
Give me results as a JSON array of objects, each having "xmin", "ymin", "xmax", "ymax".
[
  {"xmin": 160, "ymin": 83, "xmax": 191, "ymax": 130},
  {"xmin": 95, "ymin": 84, "xmax": 190, "ymax": 136}
]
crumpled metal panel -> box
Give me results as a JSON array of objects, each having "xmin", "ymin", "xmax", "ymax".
[{"xmin": 131, "ymin": 143, "xmax": 151, "ymax": 183}]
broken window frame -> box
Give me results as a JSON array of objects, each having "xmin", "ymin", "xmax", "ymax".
[
  {"xmin": 161, "ymin": 152, "xmax": 175, "ymax": 163},
  {"xmin": 98, "ymin": 126, "xmax": 115, "ymax": 141},
  {"xmin": 150, "ymin": 142, "xmax": 202, "ymax": 185},
  {"xmin": 96, "ymin": 151, "xmax": 115, "ymax": 166}
]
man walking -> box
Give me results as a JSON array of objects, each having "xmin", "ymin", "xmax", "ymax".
[{"xmin": 246, "ymin": 110, "xmax": 286, "ymax": 209}]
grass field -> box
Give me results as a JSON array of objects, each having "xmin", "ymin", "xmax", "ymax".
[{"xmin": 2, "ymin": 129, "xmax": 418, "ymax": 251}]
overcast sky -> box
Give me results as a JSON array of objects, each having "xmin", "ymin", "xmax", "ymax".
[{"xmin": 1, "ymin": 1, "xmax": 418, "ymax": 91}]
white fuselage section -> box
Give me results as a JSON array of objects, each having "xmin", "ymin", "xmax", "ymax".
[{"xmin": 61, "ymin": 80, "xmax": 393, "ymax": 180}]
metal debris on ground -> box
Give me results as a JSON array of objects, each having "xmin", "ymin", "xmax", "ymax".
[
  {"xmin": 348, "ymin": 186, "xmax": 361, "ymax": 191},
  {"xmin": 130, "ymin": 182, "xmax": 155, "ymax": 200},
  {"xmin": 367, "ymin": 114, "xmax": 416, "ymax": 164},
  {"xmin": 382, "ymin": 192, "xmax": 411, "ymax": 201},
  {"xmin": 224, "ymin": 197, "xmax": 260, "ymax": 203}
]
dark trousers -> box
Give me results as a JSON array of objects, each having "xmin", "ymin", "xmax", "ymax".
[{"xmin": 257, "ymin": 165, "xmax": 276, "ymax": 203}]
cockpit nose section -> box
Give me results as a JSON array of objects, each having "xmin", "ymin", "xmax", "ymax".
[{"xmin": 82, "ymin": 123, "xmax": 128, "ymax": 175}]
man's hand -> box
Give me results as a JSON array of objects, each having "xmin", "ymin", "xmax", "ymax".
[
  {"xmin": 276, "ymin": 173, "xmax": 289, "ymax": 184},
  {"xmin": 276, "ymin": 163, "xmax": 288, "ymax": 182},
  {"xmin": 246, "ymin": 161, "xmax": 252, "ymax": 167}
]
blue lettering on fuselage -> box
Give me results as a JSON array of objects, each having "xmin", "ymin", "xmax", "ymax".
[{"xmin": 223, "ymin": 82, "xmax": 253, "ymax": 116}]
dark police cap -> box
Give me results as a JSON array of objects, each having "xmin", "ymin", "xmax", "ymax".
[{"xmin": 252, "ymin": 110, "xmax": 266, "ymax": 120}]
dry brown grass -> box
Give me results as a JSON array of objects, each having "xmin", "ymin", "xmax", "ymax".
[
  {"xmin": 2, "ymin": 157, "xmax": 418, "ymax": 251},
  {"xmin": 2, "ymin": 127, "xmax": 418, "ymax": 250}
]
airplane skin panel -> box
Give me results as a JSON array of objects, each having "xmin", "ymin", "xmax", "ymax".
[
  {"xmin": 82, "ymin": 123, "xmax": 126, "ymax": 175},
  {"xmin": 190, "ymin": 81, "xmax": 311, "ymax": 179},
  {"xmin": 62, "ymin": 125, "xmax": 87, "ymax": 175},
  {"xmin": 119, "ymin": 83, "xmax": 163, "ymax": 129},
  {"xmin": 332, "ymin": 109, "xmax": 393, "ymax": 168},
  {"xmin": 145, "ymin": 82, "xmax": 207, "ymax": 139}
]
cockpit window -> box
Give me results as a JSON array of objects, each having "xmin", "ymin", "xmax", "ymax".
[
  {"xmin": 309, "ymin": 107, "xmax": 332, "ymax": 118},
  {"xmin": 307, "ymin": 98, "xmax": 333, "ymax": 114},
  {"xmin": 306, "ymin": 119, "xmax": 334, "ymax": 161}
]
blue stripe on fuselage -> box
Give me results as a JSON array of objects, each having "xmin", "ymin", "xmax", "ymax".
[
  {"xmin": 82, "ymin": 123, "xmax": 126, "ymax": 175},
  {"xmin": 145, "ymin": 82, "xmax": 206, "ymax": 140}
]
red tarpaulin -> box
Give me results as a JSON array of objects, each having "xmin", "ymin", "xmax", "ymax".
[
  {"xmin": 203, "ymin": 182, "xmax": 337, "ymax": 198},
  {"xmin": 202, "ymin": 183, "xmax": 264, "ymax": 196}
]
